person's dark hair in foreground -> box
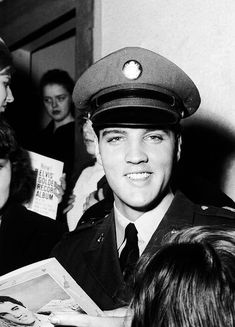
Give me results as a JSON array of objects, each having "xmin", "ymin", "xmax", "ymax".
[
  {"xmin": 131, "ymin": 228, "xmax": 235, "ymax": 327},
  {"xmin": 0, "ymin": 119, "xmax": 35, "ymax": 208}
]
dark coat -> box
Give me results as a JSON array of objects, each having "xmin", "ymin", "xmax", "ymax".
[
  {"xmin": 0, "ymin": 203, "xmax": 67, "ymax": 275},
  {"xmin": 33, "ymin": 121, "xmax": 75, "ymax": 182},
  {"xmin": 51, "ymin": 191, "xmax": 235, "ymax": 310}
]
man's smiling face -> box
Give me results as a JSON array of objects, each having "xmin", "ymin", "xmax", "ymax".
[
  {"xmin": 0, "ymin": 301, "xmax": 36, "ymax": 326},
  {"xmin": 97, "ymin": 127, "xmax": 181, "ymax": 220}
]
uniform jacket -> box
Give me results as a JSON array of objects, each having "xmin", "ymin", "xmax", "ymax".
[
  {"xmin": 52, "ymin": 191, "xmax": 235, "ymax": 310},
  {"xmin": 0, "ymin": 203, "xmax": 67, "ymax": 275}
]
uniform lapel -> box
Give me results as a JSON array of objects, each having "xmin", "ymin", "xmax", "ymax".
[
  {"xmin": 144, "ymin": 191, "xmax": 195, "ymax": 254},
  {"xmin": 83, "ymin": 210, "xmax": 123, "ymax": 299}
]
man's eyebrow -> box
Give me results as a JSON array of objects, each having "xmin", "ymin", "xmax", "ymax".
[
  {"xmin": 145, "ymin": 128, "xmax": 170, "ymax": 133},
  {"xmin": 12, "ymin": 306, "xmax": 19, "ymax": 311},
  {"xmin": 101, "ymin": 129, "xmax": 126, "ymax": 137}
]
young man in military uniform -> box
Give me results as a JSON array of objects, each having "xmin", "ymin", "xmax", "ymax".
[{"xmin": 50, "ymin": 47, "xmax": 235, "ymax": 327}]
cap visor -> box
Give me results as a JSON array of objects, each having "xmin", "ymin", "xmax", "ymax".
[{"xmin": 92, "ymin": 106, "xmax": 180, "ymax": 128}]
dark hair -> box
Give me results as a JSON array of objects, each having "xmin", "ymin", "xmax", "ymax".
[
  {"xmin": 0, "ymin": 296, "xmax": 24, "ymax": 307},
  {"xmin": 39, "ymin": 69, "xmax": 74, "ymax": 96},
  {"xmin": 0, "ymin": 38, "xmax": 12, "ymax": 72},
  {"xmin": 165, "ymin": 225, "xmax": 235, "ymax": 245},
  {"xmin": 0, "ymin": 120, "xmax": 35, "ymax": 205},
  {"xmin": 131, "ymin": 241, "xmax": 235, "ymax": 327}
]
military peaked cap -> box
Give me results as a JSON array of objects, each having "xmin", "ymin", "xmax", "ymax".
[{"xmin": 73, "ymin": 47, "xmax": 201, "ymax": 128}]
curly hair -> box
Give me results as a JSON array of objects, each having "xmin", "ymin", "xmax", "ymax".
[{"xmin": 0, "ymin": 120, "xmax": 35, "ymax": 205}]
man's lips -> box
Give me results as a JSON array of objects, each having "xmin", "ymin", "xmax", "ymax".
[{"xmin": 125, "ymin": 172, "xmax": 152, "ymax": 180}]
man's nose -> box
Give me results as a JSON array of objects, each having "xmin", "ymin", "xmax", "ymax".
[
  {"xmin": 125, "ymin": 142, "xmax": 148, "ymax": 164},
  {"xmin": 12, "ymin": 313, "xmax": 21, "ymax": 318}
]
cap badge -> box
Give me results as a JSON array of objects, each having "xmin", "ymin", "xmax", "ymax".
[{"xmin": 122, "ymin": 60, "xmax": 142, "ymax": 80}]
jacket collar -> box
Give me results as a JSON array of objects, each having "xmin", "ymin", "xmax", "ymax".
[
  {"xmin": 144, "ymin": 190, "xmax": 195, "ymax": 254},
  {"xmin": 83, "ymin": 210, "xmax": 123, "ymax": 300}
]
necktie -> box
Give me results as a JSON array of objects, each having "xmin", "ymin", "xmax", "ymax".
[{"xmin": 119, "ymin": 223, "xmax": 140, "ymax": 280}]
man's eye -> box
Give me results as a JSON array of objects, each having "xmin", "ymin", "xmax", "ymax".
[
  {"xmin": 107, "ymin": 136, "xmax": 123, "ymax": 143},
  {"xmin": 145, "ymin": 134, "xmax": 163, "ymax": 142}
]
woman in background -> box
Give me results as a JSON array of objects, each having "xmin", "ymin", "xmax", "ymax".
[
  {"xmin": 34, "ymin": 69, "xmax": 75, "ymax": 184},
  {"xmin": 0, "ymin": 119, "xmax": 67, "ymax": 275}
]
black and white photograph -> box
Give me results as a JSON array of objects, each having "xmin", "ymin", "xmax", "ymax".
[{"xmin": 0, "ymin": 1, "xmax": 235, "ymax": 326}]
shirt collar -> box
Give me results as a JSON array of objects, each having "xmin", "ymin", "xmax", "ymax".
[
  {"xmin": 114, "ymin": 203, "xmax": 130, "ymax": 250},
  {"xmin": 114, "ymin": 192, "xmax": 174, "ymax": 252}
]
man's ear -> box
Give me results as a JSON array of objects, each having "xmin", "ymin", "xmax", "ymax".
[
  {"xmin": 94, "ymin": 133, "xmax": 102, "ymax": 165},
  {"xmin": 176, "ymin": 135, "xmax": 182, "ymax": 162},
  {"xmin": 88, "ymin": 119, "xmax": 102, "ymax": 165}
]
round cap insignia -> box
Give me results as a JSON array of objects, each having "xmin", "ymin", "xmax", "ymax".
[{"xmin": 122, "ymin": 60, "xmax": 142, "ymax": 80}]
